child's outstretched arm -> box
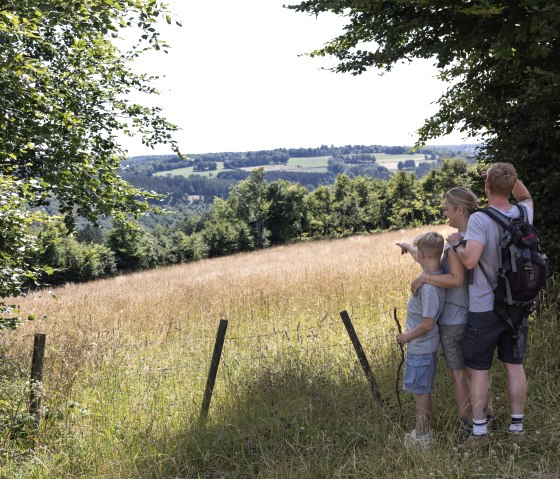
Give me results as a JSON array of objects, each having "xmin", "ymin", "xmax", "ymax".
[{"xmin": 396, "ymin": 242, "xmax": 419, "ymax": 263}]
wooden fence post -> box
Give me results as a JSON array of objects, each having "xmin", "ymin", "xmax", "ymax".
[
  {"xmin": 28, "ymin": 333, "xmax": 46, "ymax": 422},
  {"xmin": 339, "ymin": 310, "xmax": 382, "ymax": 404},
  {"xmin": 200, "ymin": 319, "xmax": 228, "ymax": 421}
]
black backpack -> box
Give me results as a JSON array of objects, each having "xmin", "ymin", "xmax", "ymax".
[
  {"xmin": 476, "ymin": 205, "xmax": 549, "ymax": 358},
  {"xmin": 477, "ymin": 204, "xmax": 548, "ymax": 307}
]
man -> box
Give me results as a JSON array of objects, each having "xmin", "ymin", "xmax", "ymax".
[{"xmin": 448, "ymin": 163, "xmax": 533, "ymax": 445}]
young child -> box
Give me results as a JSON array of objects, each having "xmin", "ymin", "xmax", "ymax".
[{"xmin": 396, "ymin": 232, "xmax": 446, "ymax": 449}]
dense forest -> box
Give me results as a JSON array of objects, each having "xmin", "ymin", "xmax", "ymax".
[
  {"xmin": 26, "ymin": 156, "xmax": 481, "ymax": 290},
  {"xmin": 120, "ymin": 144, "xmax": 475, "ymax": 206}
]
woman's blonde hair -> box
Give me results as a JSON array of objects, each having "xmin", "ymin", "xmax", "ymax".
[
  {"xmin": 444, "ymin": 186, "xmax": 478, "ymax": 215},
  {"xmin": 413, "ymin": 231, "xmax": 444, "ymax": 260}
]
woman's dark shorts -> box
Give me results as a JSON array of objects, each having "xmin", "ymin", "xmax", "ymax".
[
  {"xmin": 462, "ymin": 310, "xmax": 528, "ymax": 370},
  {"xmin": 440, "ymin": 324, "xmax": 466, "ymax": 371}
]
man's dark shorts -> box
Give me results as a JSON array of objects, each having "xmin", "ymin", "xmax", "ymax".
[{"xmin": 462, "ymin": 310, "xmax": 528, "ymax": 370}]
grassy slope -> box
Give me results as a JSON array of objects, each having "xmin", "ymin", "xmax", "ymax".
[{"xmin": 2, "ymin": 226, "xmax": 559, "ymax": 478}]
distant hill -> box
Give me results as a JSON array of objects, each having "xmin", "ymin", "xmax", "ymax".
[{"xmin": 122, "ymin": 143, "xmax": 478, "ymax": 207}]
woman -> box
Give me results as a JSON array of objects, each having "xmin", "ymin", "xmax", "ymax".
[{"xmin": 400, "ymin": 187, "xmax": 489, "ymax": 428}]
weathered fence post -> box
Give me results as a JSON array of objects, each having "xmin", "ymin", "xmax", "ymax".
[
  {"xmin": 200, "ymin": 319, "xmax": 228, "ymax": 421},
  {"xmin": 28, "ymin": 333, "xmax": 46, "ymax": 422},
  {"xmin": 339, "ymin": 310, "xmax": 382, "ymax": 404},
  {"xmin": 393, "ymin": 307, "xmax": 405, "ymax": 423}
]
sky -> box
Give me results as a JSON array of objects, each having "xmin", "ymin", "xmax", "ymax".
[{"xmin": 122, "ymin": 0, "xmax": 474, "ymax": 156}]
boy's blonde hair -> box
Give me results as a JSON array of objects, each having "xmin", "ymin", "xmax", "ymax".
[
  {"xmin": 486, "ymin": 162, "xmax": 517, "ymax": 197},
  {"xmin": 413, "ymin": 232, "xmax": 444, "ymax": 260}
]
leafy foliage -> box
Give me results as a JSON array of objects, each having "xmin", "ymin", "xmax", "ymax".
[
  {"xmin": 288, "ymin": 0, "xmax": 560, "ymax": 268},
  {"xmin": 0, "ymin": 0, "xmax": 180, "ymax": 308}
]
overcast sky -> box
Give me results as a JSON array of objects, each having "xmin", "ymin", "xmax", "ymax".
[{"xmin": 122, "ymin": 0, "xmax": 474, "ymax": 156}]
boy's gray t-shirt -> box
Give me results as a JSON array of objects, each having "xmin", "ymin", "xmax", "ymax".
[
  {"xmin": 463, "ymin": 200, "xmax": 533, "ymax": 313},
  {"xmin": 405, "ymin": 282, "xmax": 445, "ymax": 354}
]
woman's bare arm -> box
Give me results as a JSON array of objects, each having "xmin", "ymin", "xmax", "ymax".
[{"xmin": 411, "ymin": 249, "xmax": 465, "ymax": 291}]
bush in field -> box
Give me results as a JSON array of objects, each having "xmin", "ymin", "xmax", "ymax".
[
  {"xmin": 35, "ymin": 219, "xmax": 116, "ymax": 283},
  {"xmin": 202, "ymin": 199, "xmax": 255, "ymax": 257}
]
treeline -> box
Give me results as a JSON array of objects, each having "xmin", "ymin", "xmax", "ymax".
[
  {"xmin": 120, "ymin": 172, "xmax": 235, "ymax": 205},
  {"xmin": 120, "ymin": 144, "xmax": 477, "ymax": 206},
  {"xmin": 31, "ymin": 159, "xmax": 478, "ymax": 287},
  {"xmin": 327, "ymin": 157, "xmax": 392, "ymax": 180},
  {"xmin": 217, "ymin": 170, "xmax": 336, "ymax": 189},
  {"xmin": 123, "ymin": 148, "xmax": 291, "ymax": 175}
]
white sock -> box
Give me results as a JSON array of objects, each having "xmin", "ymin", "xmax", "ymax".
[
  {"xmin": 472, "ymin": 418, "xmax": 488, "ymax": 436},
  {"xmin": 509, "ymin": 414, "xmax": 524, "ymax": 432}
]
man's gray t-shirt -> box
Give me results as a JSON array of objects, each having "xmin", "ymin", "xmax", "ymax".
[
  {"xmin": 406, "ymin": 281, "xmax": 445, "ymax": 354},
  {"xmin": 463, "ymin": 200, "xmax": 533, "ymax": 312}
]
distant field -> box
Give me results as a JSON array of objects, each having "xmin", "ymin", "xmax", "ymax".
[
  {"xmin": 375, "ymin": 153, "xmax": 427, "ymax": 170},
  {"xmin": 154, "ymin": 156, "xmax": 332, "ymax": 178},
  {"xmin": 154, "ymin": 162, "xmax": 237, "ymax": 178},
  {"xmin": 242, "ymin": 156, "xmax": 331, "ymax": 173},
  {"xmin": 287, "ymin": 155, "xmax": 331, "ymax": 169},
  {"xmin": 153, "ymin": 153, "xmax": 427, "ymax": 178}
]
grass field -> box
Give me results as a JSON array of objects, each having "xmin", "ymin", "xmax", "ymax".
[{"xmin": 2, "ymin": 226, "xmax": 559, "ymax": 478}]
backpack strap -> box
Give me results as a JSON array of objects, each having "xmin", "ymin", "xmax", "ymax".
[
  {"xmin": 471, "ymin": 208, "xmax": 507, "ymax": 289},
  {"xmin": 476, "ymin": 207, "xmax": 512, "ymax": 231},
  {"xmin": 475, "ymin": 206, "xmax": 526, "ymax": 305},
  {"xmin": 477, "ymin": 204, "xmax": 527, "ymax": 230}
]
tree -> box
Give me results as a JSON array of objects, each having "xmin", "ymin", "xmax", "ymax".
[
  {"xmin": 227, "ymin": 169, "xmax": 271, "ymax": 248},
  {"xmin": 202, "ymin": 199, "xmax": 255, "ymax": 257},
  {"xmin": 0, "ymin": 178, "xmax": 44, "ymax": 328},
  {"xmin": 289, "ymin": 1, "xmax": 560, "ymax": 268},
  {"xmin": 1, "ymin": 0, "xmax": 180, "ymax": 306},
  {"xmin": 265, "ymin": 180, "xmax": 307, "ymax": 244},
  {"xmin": 385, "ymin": 172, "xmax": 424, "ymax": 229},
  {"xmin": 35, "ymin": 218, "xmax": 116, "ymax": 283}
]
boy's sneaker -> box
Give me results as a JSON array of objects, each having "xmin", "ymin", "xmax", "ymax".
[
  {"xmin": 404, "ymin": 429, "xmax": 432, "ymax": 450},
  {"xmin": 461, "ymin": 433, "xmax": 489, "ymax": 449}
]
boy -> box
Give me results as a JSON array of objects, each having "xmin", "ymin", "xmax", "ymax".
[{"xmin": 396, "ymin": 232, "xmax": 446, "ymax": 449}]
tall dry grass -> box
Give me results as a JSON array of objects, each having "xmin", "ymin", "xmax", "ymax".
[
  {"xmin": 6, "ymin": 226, "xmax": 444, "ymax": 377},
  {"xmin": 2, "ymin": 224, "xmax": 559, "ymax": 479}
]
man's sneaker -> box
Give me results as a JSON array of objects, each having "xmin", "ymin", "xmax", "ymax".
[
  {"xmin": 404, "ymin": 429, "xmax": 432, "ymax": 450},
  {"xmin": 461, "ymin": 433, "xmax": 489, "ymax": 449}
]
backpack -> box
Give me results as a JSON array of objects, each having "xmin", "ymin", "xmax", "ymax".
[
  {"xmin": 476, "ymin": 204, "xmax": 549, "ymax": 357},
  {"xmin": 477, "ymin": 204, "xmax": 548, "ymax": 306}
]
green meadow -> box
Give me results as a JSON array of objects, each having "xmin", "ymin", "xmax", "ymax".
[{"xmin": 2, "ymin": 226, "xmax": 558, "ymax": 478}]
